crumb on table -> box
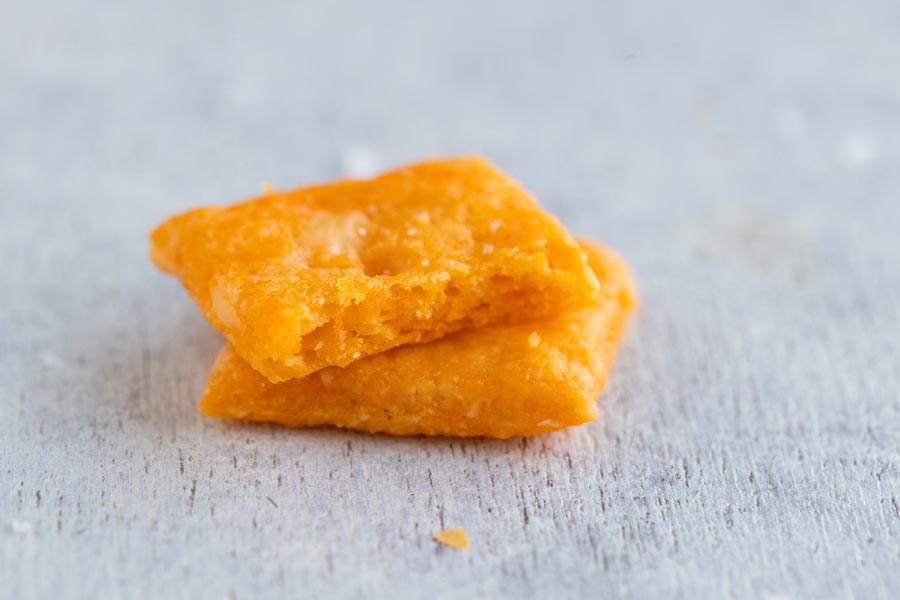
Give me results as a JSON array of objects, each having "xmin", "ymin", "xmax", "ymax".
[{"xmin": 433, "ymin": 527, "xmax": 470, "ymax": 549}]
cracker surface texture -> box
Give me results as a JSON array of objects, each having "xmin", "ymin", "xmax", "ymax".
[
  {"xmin": 198, "ymin": 241, "xmax": 636, "ymax": 438},
  {"xmin": 150, "ymin": 158, "xmax": 600, "ymax": 382}
]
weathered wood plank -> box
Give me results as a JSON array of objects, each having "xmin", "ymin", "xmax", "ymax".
[{"xmin": 3, "ymin": 1, "xmax": 900, "ymax": 598}]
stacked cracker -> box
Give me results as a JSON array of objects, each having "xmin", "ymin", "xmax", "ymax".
[{"xmin": 150, "ymin": 158, "xmax": 635, "ymax": 438}]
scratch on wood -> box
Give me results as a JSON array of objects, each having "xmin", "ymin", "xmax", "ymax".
[{"xmin": 188, "ymin": 479, "xmax": 197, "ymax": 514}]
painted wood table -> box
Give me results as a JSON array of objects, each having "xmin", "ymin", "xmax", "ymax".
[{"xmin": 2, "ymin": 1, "xmax": 899, "ymax": 598}]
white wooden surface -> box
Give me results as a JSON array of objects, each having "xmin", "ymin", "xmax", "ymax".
[{"xmin": 3, "ymin": 1, "xmax": 900, "ymax": 598}]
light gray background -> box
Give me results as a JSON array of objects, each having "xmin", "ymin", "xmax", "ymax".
[{"xmin": 2, "ymin": 1, "xmax": 899, "ymax": 598}]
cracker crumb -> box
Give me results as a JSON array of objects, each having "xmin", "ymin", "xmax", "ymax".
[
  {"xmin": 433, "ymin": 527, "xmax": 470, "ymax": 549},
  {"xmin": 261, "ymin": 182, "xmax": 277, "ymax": 195}
]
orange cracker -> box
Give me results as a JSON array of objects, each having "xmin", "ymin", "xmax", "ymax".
[
  {"xmin": 198, "ymin": 241, "xmax": 636, "ymax": 438},
  {"xmin": 150, "ymin": 158, "xmax": 600, "ymax": 382}
]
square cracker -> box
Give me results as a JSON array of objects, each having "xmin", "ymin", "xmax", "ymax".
[
  {"xmin": 198, "ymin": 241, "xmax": 636, "ymax": 438},
  {"xmin": 151, "ymin": 158, "xmax": 600, "ymax": 381}
]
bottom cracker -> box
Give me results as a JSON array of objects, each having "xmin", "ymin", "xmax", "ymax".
[{"xmin": 199, "ymin": 240, "xmax": 636, "ymax": 438}]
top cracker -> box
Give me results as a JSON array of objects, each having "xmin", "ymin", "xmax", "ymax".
[{"xmin": 150, "ymin": 157, "xmax": 599, "ymax": 382}]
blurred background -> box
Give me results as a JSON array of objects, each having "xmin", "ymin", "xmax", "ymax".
[
  {"xmin": 3, "ymin": 1, "xmax": 900, "ymax": 598},
  {"xmin": 4, "ymin": 0, "xmax": 897, "ymax": 236}
]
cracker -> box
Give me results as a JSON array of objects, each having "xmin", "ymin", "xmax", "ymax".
[
  {"xmin": 198, "ymin": 241, "xmax": 636, "ymax": 438},
  {"xmin": 151, "ymin": 158, "xmax": 600, "ymax": 381}
]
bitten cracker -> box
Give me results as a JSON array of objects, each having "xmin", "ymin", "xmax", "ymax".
[
  {"xmin": 198, "ymin": 241, "xmax": 636, "ymax": 438},
  {"xmin": 150, "ymin": 158, "xmax": 600, "ymax": 382}
]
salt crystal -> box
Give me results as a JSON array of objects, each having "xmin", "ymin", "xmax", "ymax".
[
  {"xmin": 40, "ymin": 351, "xmax": 65, "ymax": 369},
  {"xmin": 838, "ymin": 132, "xmax": 880, "ymax": 168},
  {"xmin": 773, "ymin": 106, "xmax": 808, "ymax": 140},
  {"xmin": 340, "ymin": 145, "xmax": 380, "ymax": 178},
  {"xmin": 10, "ymin": 520, "xmax": 33, "ymax": 534}
]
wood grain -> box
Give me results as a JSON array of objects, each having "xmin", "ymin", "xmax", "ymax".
[{"xmin": 3, "ymin": 1, "xmax": 900, "ymax": 598}]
